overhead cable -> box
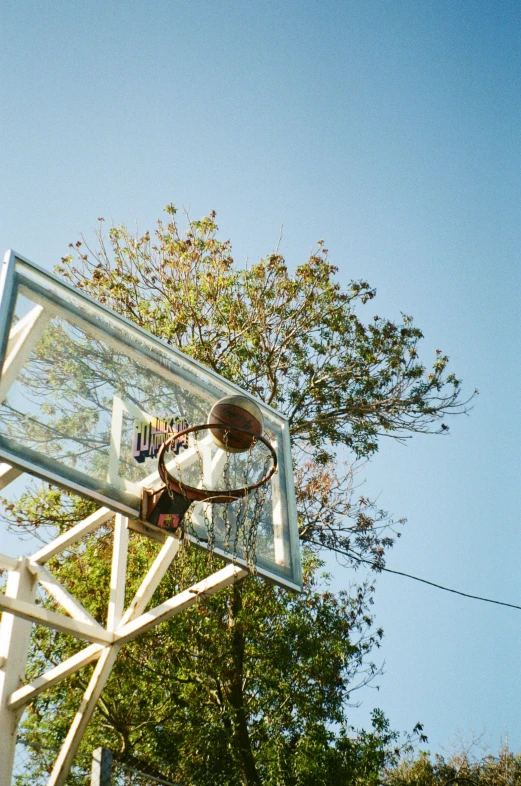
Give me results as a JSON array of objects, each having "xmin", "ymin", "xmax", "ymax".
[{"xmin": 308, "ymin": 540, "xmax": 521, "ymax": 611}]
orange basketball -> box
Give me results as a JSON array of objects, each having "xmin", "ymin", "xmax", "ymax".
[{"xmin": 207, "ymin": 395, "xmax": 264, "ymax": 453}]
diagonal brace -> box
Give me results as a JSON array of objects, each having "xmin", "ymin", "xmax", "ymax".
[
  {"xmin": 115, "ymin": 563, "xmax": 247, "ymax": 645},
  {"xmin": 27, "ymin": 561, "xmax": 102, "ymax": 627},
  {"xmin": 8, "ymin": 643, "xmax": 103, "ymax": 711}
]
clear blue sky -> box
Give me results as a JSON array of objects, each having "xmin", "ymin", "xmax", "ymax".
[{"xmin": 1, "ymin": 0, "xmax": 520, "ymax": 757}]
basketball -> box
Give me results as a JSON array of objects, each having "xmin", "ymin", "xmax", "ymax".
[{"xmin": 207, "ymin": 395, "xmax": 264, "ymax": 453}]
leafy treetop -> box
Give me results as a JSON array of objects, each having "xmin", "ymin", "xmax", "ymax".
[{"xmin": 57, "ymin": 206, "xmax": 473, "ymax": 462}]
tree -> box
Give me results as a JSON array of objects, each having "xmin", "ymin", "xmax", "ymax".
[
  {"xmin": 17, "ymin": 512, "xmax": 403, "ymax": 785},
  {"xmin": 383, "ymin": 742, "xmax": 521, "ymax": 785},
  {"xmin": 58, "ymin": 207, "xmax": 468, "ymax": 459},
  {"xmin": 3, "ymin": 207, "xmax": 472, "ymax": 784}
]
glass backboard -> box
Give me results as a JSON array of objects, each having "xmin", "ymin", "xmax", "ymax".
[{"xmin": 0, "ymin": 251, "xmax": 302, "ymax": 591}]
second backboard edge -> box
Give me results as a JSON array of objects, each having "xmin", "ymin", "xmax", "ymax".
[
  {"xmin": 0, "ymin": 251, "xmax": 18, "ymax": 381},
  {"xmin": 127, "ymin": 519, "xmax": 303, "ymax": 592},
  {"xmin": 0, "ymin": 250, "xmax": 303, "ymax": 591}
]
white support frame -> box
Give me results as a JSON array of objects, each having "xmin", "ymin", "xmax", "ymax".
[
  {"xmin": 0, "ymin": 501, "xmax": 247, "ymax": 786},
  {"xmin": 0, "ymin": 463, "xmax": 21, "ymax": 491},
  {"xmin": 0, "ymin": 558, "xmax": 36, "ymax": 786},
  {"xmin": 0, "ymin": 303, "xmax": 52, "ymax": 499},
  {"xmin": 0, "ymin": 304, "xmax": 51, "ymax": 403}
]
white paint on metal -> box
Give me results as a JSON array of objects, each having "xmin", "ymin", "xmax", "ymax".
[
  {"xmin": 0, "ymin": 558, "xmax": 36, "ymax": 786},
  {"xmin": 106, "ymin": 395, "xmax": 127, "ymax": 490},
  {"xmin": 0, "ymin": 594, "xmax": 114, "ymax": 645},
  {"xmin": 6, "ymin": 304, "xmax": 43, "ymax": 350},
  {"xmin": 27, "ymin": 561, "xmax": 102, "ymax": 627},
  {"xmin": 0, "ymin": 304, "xmax": 51, "ymax": 402},
  {"xmin": 115, "ymin": 564, "xmax": 247, "ymax": 646},
  {"xmin": 120, "ymin": 534, "xmax": 181, "ymax": 625},
  {"xmin": 106, "ymin": 514, "xmax": 129, "ymax": 631},
  {"xmin": 0, "ymin": 552, "xmax": 20, "ymax": 571},
  {"xmin": 8, "ymin": 643, "xmax": 103, "ymax": 711},
  {"xmin": 126, "ymin": 518, "xmax": 166, "ymax": 543},
  {"xmin": 31, "ymin": 507, "xmax": 114, "ymax": 564},
  {"xmin": 0, "ymin": 509, "xmax": 247, "ymax": 785},
  {"xmin": 0, "ymin": 462, "xmax": 22, "ymax": 490},
  {"xmin": 271, "ymin": 452, "xmax": 286, "ymax": 566},
  {"xmin": 46, "ymin": 645, "xmax": 121, "ymax": 786}
]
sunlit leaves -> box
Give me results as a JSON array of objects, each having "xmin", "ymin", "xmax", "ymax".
[{"xmin": 57, "ymin": 206, "xmax": 473, "ymax": 461}]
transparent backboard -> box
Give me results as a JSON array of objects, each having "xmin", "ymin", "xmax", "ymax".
[{"xmin": 0, "ymin": 251, "xmax": 302, "ymax": 591}]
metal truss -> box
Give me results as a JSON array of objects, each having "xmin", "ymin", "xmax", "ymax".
[{"xmin": 0, "ymin": 502, "xmax": 246, "ymax": 785}]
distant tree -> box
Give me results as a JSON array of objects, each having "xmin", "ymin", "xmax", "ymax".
[
  {"xmin": 4, "ymin": 207, "xmax": 472, "ymax": 784},
  {"xmin": 384, "ymin": 743, "xmax": 521, "ymax": 785}
]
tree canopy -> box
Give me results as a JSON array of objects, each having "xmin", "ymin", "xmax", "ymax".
[
  {"xmin": 383, "ymin": 743, "xmax": 521, "ymax": 786},
  {"xmin": 4, "ymin": 207, "xmax": 472, "ymax": 784},
  {"xmin": 58, "ymin": 206, "xmax": 470, "ymax": 461}
]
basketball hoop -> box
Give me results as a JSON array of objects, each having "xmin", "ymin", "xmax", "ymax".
[
  {"xmin": 140, "ymin": 400, "xmax": 278, "ymax": 553},
  {"xmin": 158, "ymin": 424, "xmax": 277, "ymax": 503}
]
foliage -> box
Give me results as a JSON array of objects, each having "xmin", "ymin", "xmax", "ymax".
[
  {"xmin": 16, "ymin": 486, "xmax": 407, "ymax": 785},
  {"xmin": 57, "ymin": 206, "xmax": 471, "ymax": 460},
  {"xmin": 2, "ymin": 207, "xmax": 472, "ymax": 784},
  {"xmin": 384, "ymin": 743, "xmax": 521, "ymax": 785}
]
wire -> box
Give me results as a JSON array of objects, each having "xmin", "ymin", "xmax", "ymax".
[{"xmin": 307, "ymin": 539, "xmax": 521, "ymax": 611}]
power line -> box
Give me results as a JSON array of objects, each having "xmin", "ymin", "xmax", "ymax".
[{"xmin": 308, "ymin": 539, "xmax": 521, "ymax": 611}]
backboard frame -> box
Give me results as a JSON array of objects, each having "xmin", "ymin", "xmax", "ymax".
[{"xmin": 0, "ymin": 250, "xmax": 302, "ymax": 592}]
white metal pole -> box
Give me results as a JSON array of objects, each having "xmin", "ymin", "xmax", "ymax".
[
  {"xmin": 46, "ymin": 646, "xmax": 121, "ymax": 786},
  {"xmin": 47, "ymin": 513, "xmax": 130, "ymax": 786},
  {"xmin": 0, "ymin": 558, "xmax": 36, "ymax": 786},
  {"xmin": 106, "ymin": 514, "xmax": 129, "ymax": 632},
  {"xmin": 90, "ymin": 747, "xmax": 112, "ymax": 786}
]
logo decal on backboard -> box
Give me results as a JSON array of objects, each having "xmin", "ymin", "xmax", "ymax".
[{"xmin": 132, "ymin": 416, "xmax": 189, "ymax": 464}]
